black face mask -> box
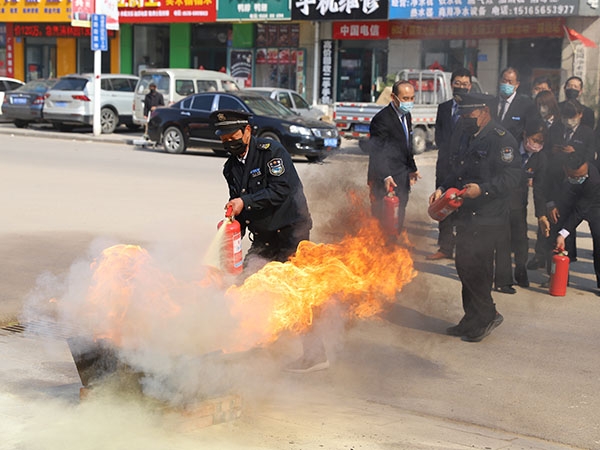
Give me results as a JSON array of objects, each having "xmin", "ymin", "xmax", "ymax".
[
  {"xmin": 462, "ymin": 117, "xmax": 479, "ymax": 135},
  {"xmin": 565, "ymin": 88, "xmax": 579, "ymax": 100},
  {"xmin": 452, "ymin": 87, "xmax": 469, "ymax": 99},
  {"xmin": 223, "ymin": 138, "xmax": 246, "ymax": 156}
]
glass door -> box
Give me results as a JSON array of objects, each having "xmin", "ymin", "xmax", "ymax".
[{"xmin": 24, "ymin": 38, "xmax": 57, "ymax": 81}]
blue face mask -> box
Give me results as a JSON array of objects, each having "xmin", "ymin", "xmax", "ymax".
[
  {"xmin": 567, "ymin": 175, "xmax": 588, "ymax": 185},
  {"xmin": 399, "ymin": 101, "xmax": 414, "ymax": 115},
  {"xmin": 499, "ymin": 83, "xmax": 515, "ymax": 98}
]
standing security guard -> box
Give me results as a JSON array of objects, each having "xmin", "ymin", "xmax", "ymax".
[
  {"xmin": 210, "ymin": 109, "xmax": 328, "ymax": 373},
  {"xmin": 429, "ymin": 93, "xmax": 521, "ymax": 342}
]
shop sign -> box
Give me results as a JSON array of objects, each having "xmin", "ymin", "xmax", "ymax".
[
  {"xmin": 389, "ymin": 0, "xmax": 579, "ymax": 19},
  {"xmin": 3, "ymin": 24, "xmax": 14, "ymax": 78},
  {"xmin": 292, "ymin": 0, "xmax": 388, "ymax": 20},
  {"xmin": 217, "ymin": 0, "xmax": 290, "ymax": 20},
  {"xmin": 71, "ymin": 0, "xmax": 119, "ymax": 29},
  {"xmin": 319, "ymin": 40, "xmax": 334, "ymax": 105},
  {"xmin": 12, "ymin": 23, "xmax": 117, "ymax": 37},
  {"xmin": 389, "ymin": 18, "xmax": 565, "ymax": 39},
  {"xmin": 230, "ymin": 49, "xmax": 253, "ymax": 88},
  {"xmin": 118, "ymin": 0, "xmax": 216, "ymax": 23},
  {"xmin": 0, "ymin": 0, "xmax": 72, "ymax": 23},
  {"xmin": 333, "ymin": 21, "xmax": 388, "ymax": 39}
]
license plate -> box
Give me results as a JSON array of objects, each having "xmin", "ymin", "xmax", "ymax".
[
  {"xmin": 55, "ymin": 101, "xmax": 68, "ymax": 107},
  {"xmin": 354, "ymin": 124, "xmax": 370, "ymax": 133},
  {"xmin": 12, "ymin": 97, "xmax": 27, "ymax": 105},
  {"xmin": 324, "ymin": 138, "xmax": 338, "ymax": 147}
]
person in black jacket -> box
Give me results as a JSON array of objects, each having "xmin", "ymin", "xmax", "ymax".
[
  {"xmin": 367, "ymin": 80, "xmax": 420, "ymax": 236},
  {"xmin": 559, "ymin": 76, "xmax": 595, "ymax": 129},
  {"xmin": 428, "ymin": 67, "xmax": 472, "ymax": 261},
  {"xmin": 210, "ymin": 109, "xmax": 326, "ymax": 374},
  {"xmin": 143, "ymin": 82, "xmax": 164, "ymax": 137},
  {"xmin": 429, "ymin": 93, "xmax": 521, "ymax": 342},
  {"xmin": 490, "ymin": 67, "xmax": 536, "ymax": 141},
  {"xmin": 555, "ymin": 154, "xmax": 600, "ymax": 291}
]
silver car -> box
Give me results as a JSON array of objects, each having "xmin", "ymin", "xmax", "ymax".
[
  {"xmin": 244, "ymin": 87, "xmax": 325, "ymax": 121},
  {"xmin": 43, "ymin": 74, "xmax": 139, "ymax": 133}
]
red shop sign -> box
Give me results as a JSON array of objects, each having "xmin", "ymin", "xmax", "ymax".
[{"xmin": 333, "ymin": 21, "xmax": 389, "ymax": 40}]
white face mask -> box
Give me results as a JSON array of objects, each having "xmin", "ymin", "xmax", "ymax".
[{"xmin": 524, "ymin": 138, "xmax": 543, "ymax": 153}]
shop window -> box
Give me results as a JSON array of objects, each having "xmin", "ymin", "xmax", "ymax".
[{"xmin": 133, "ymin": 25, "xmax": 169, "ymax": 75}]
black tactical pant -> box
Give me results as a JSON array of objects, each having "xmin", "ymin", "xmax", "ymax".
[{"xmin": 456, "ymin": 223, "xmax": 501, "ymax": 330}]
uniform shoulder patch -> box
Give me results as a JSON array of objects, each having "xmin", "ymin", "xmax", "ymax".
[
  {"xmin": 257, "ymin": 142, "xmax": 271, "ymax": 150},
  {"xmin": 494, "ymin": 127, "xmax": 506, "ymax": 136},
  {"xmin": 267, "ymin": 158, "xmax": 285, "ymax": 176},
  {"xmin": 501, "ymin": 146, "xmax": 514, "ymax": 163}
]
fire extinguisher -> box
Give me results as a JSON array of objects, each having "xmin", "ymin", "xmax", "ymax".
[
  {"xmin": 382, "ymin": 185, "xmax": 400, "ymax": 235},
  {"xmin": 428, "ymin": 188, "xmax": 467, "ymax": 222},
  {"xmin": 549, "ymin": 250, "xmax": 569, "ymax": 296},
  {"xmin": 217, "ymin": 206, "xmax": 243, "ymax": 276}
]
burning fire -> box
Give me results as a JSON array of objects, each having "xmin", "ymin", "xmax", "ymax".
[
  {"xmin": 67, "ymin": 195, "xmax": 417, "ymax": 354},
  {"xmin": 225, "ymin": 210, "xmax": 417, "ymax": 349}
]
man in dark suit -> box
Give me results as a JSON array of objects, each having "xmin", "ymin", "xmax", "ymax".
[
  {"xmin": 367, "ymin": 80, "xmax": 420, "ymax": 235},
  {"xmin": 559, "ymin": 76, "xmax": 595, "ymax": 129},
  {"xmin": 489, "ymin": 67, "xmax": 537, "ymax": 293},
  {"xmin": 490, "ymin": 67, "xmax": 536, "ymax": 141},
  {"xmin": 554, "ymin": 154, "xmax": 600, "ymax": 291},
  {"xmin": 428, "ymin": 67, "xmax": 472, "ymax": 260}
]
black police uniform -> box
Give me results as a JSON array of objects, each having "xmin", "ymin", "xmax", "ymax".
[
  {"xmin": 440, "ymin": 100, "xmax": 521, "ymax": 337},
  {"xmin": 223, "ymin": 135, "xmax": 312, "ymax": 263}
]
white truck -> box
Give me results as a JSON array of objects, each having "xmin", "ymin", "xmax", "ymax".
[{"xmin": 333, "ymin": 69, "xmax": 483, "ymax": 154}]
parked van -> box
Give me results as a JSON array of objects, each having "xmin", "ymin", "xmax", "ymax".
[{"xmin": 132, "ymin": 68, "xmax": 240, "ymax": 125}]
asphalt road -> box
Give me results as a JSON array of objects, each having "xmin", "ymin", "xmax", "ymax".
[{"xmin": 0, "ymin": 124, "xmax": 598, "ymax": 449}]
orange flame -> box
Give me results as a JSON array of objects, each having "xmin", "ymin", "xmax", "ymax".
[{"xmin": 225, "ymin": 201, "xmax": 417, "ymax": 349}]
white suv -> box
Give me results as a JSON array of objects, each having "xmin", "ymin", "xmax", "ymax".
[{"xmin": 44, "ymin": 74, "xmax": 139, "ymax": 133}]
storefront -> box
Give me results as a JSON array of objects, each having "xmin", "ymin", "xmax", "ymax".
[{"xmin": 0, "ymin": 0, "xmax": 119, "ymax": 81}]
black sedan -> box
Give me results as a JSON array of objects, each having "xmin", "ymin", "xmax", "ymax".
[
  {"xmin": 1, "ymin": 79, "xmax": 57, "ymax": 128},
  {"xmin": 147, "ymin": 91, "xmax": 340, "ymax": 161}
]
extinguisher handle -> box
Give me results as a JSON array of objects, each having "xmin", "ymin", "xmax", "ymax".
[
  {"xmin": 225, "ymin": 205, "xmax": 233, "ymax": 218},
  {"xmin": 456, "ymin": 188, "xmax": 467, "ymax": 198}
]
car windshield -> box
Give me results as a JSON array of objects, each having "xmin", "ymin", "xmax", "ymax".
[
  {"xmin": 138, "ymin": 74, "xmax": 170, "ymax": 96},
  {"xmin": 242, "ymin": 95, "xmax": 295, "ymax": 118},
  {"xmin": 52, "ymin": 77, "xmax": 88, "ymax": 91},
  {"xmin": 15, "ymin": 79, "xmax": 56, "ymax": 93}
]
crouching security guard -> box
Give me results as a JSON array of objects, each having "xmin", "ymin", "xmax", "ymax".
[
  {"xmin": 210, "ymin": 109, "xmax": 328, "ymax": 373},
  {"xmin": 429, "ymin": 93, "xmax": 521, "ymax": 342}
]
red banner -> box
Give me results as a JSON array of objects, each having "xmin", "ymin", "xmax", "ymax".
[
  {"xmin": 389, "ymin": 18, "xmax": 565, "ymax": 40},
  {"xmin": 333, "ymin": 21, "xmax": 389, "ymax": 40}
]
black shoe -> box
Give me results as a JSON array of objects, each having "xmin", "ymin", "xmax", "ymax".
[
  {"xmin": 526, "ymin": 257, "xmax": 546, "ymax": 270},
  {"xmin": 461, "ymin": 313, "xmax": 504, "ymax": 342},
  {"xmin": 446, "ymin": 323, "xmax": 468, "ymax": 336},
  {"xmin": 495, "ymin": 285, "xmax": 516, "ymax": 294}
]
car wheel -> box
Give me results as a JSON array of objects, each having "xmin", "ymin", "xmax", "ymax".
[
  {"xmin": 14, "ymin": 120, "xmax": 28, "ymax": 128},
  {"xmin": 162, "ymin": 126, "xmax": 186, "ymax": 154},
  {"xmin": 259, "ymin": 131, "xmax": 281, "ymax": 143},
  {"xmin": 412, "ymin": 127, "xmax": 427, "ymax": 155},
  {"xmin": 101, "ymin": 108, "xmax": 118, "ymax": 134}
]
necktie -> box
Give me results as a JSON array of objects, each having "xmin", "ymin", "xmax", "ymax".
[
  {"xmin": 401, "ymin": 115, "xmax": 409, "ymax": 147},
  {"xmin": 499, "ymin": 99, "xmax": 508, "ymax": 121},
  {"xmin": 452, "ymin": 103, "xmax": 459, "ymax": 126},
  {"xmin": 565, "ymin": 129, "xmax": 574, "ymax": 143}
]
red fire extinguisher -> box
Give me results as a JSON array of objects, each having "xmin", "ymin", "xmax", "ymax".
[
  {"xmin": 428, "ymin": 188, "xmax": 467, "ymax": 222},
  {"xmin": 549, "ymin": 250, "xmax": 569, "ymax": 296},
  {"xmin": 382, "ymin": 186, "xmax": 400, "ymax": 235},
  {"xmin": 217, "ymin": 206, "xmax": 243, "ymax": 276}
]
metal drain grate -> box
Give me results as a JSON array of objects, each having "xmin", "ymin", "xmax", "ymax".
[{"xmin": 0, "ymin": 320, "xmax": 84, "ymax": 339}]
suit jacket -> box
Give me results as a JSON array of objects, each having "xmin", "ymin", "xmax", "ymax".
[
  {"xmin": 367, "ymin": 103, "xmax": 418, "ymax": 191},
  {"xmin": 559, "ymin": 101, "xmax": 595, "ymax": 129},
  {"xmin": 543, "ymin": 122, "xmax": 597, "ymax": 207},
  {"xmin": 434, "ymin": 98, "xmax": 459, "ymax": 187},
  {"xmin": 490, "ymin": 94, "xmax": 536, "ymax": 141},
  {"xmin": 557, "ymin": 164, "xmax": 600, "ymax": 234}
]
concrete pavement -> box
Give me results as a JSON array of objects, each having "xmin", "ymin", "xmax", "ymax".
[{"xmin": 1, "ymin": 128, "xmax": 597, "ymax": 449}]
